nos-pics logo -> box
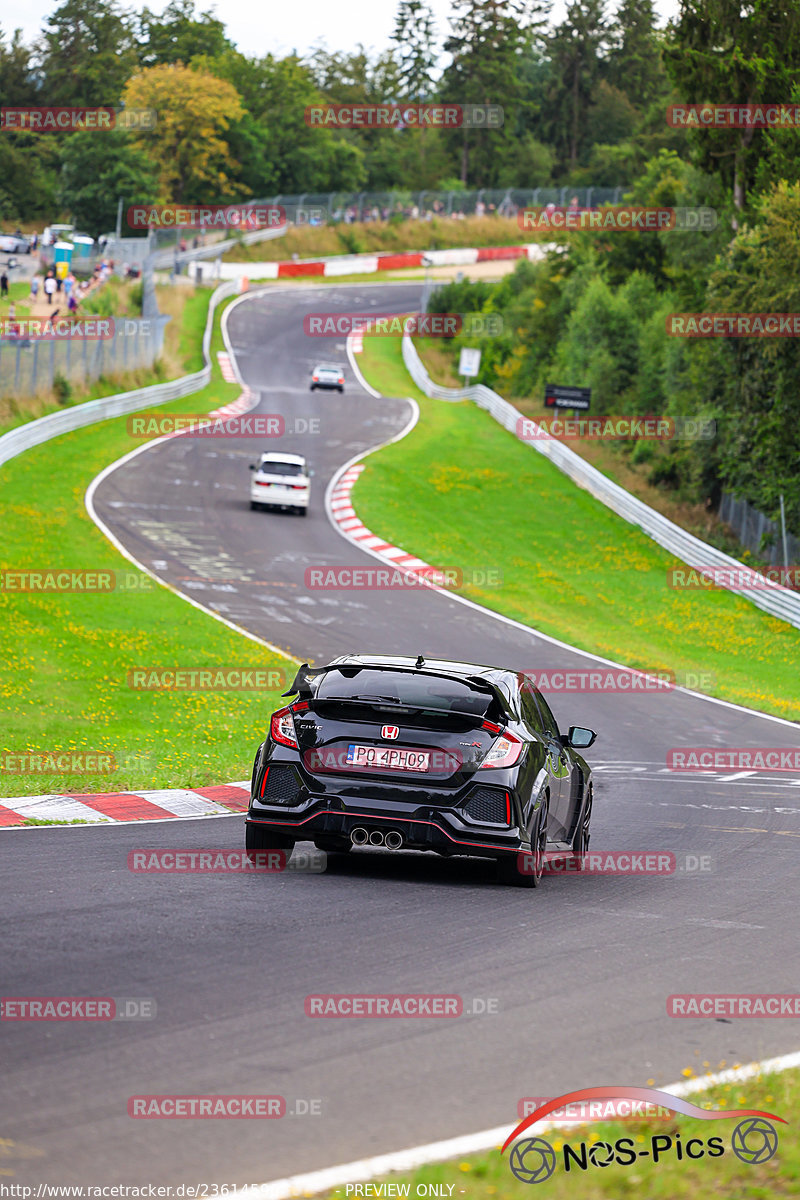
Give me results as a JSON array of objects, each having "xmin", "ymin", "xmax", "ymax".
[{"xmin": 503, "ymin": 1086, "xmax": 783, "ymax": 1184}]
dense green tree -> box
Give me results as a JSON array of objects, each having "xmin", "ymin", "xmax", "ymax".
[
  {"xmin": 606, "ymin": 0, "xmax": 665, "ymax": 111},
  {"xmin": 199, "ymin": 52, "xmax": 368, "ymax": 195},
  {"xmin": 392, "ymin": 0, "xmax": 438, "ymax": 100},
  {"xmin": 58, "ymin": 128, "xmax": 160, "ymax": 235},
  {"xmin": 441, "ymin": 0, "xmax": 550, "ymax": 184},
  {"xmin": 0, "ymin": 26, "xmax": 38, "ymax": 104},
  {"xmin": 664, "ymin": 0, "xmax": 800, "ymax": 217},
  {"xmin": 36, "ymin": 0, "xmax": 137, "ymax": 105},
  {"xmin": 542, "ymin": 0, "xmax": 609, "ymax": 173},
  {"xmin": 136, "ymin": 0, "xmax": 233, "ymax": 67},
  {"xmin": 700, "ymin": 181, "xmax": 800, "ymax": 528}
]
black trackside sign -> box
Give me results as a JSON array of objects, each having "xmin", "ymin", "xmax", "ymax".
[{"xmin": 544, "ymin": 384, "xmax": 592, "ymax": 411}]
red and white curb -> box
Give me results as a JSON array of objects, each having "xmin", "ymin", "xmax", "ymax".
[
  {"xmin": 217, "ymin": 351, "xmax": 238, "ymax": 382},
  {"xmin": 328, "ymin": 464, "xmax": 452, "ymax": 586},
  {"xmin": 0, "ymin": 782, "xmax": 251, "ymax": 828},
  {"xmin": 201, "ymin": 243, "xmax": 549, "ymax": 282}
]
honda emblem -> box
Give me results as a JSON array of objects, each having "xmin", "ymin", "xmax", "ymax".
[{"xmin": 381, "ymin": 725, "xmax": 399, "ymax": 740}]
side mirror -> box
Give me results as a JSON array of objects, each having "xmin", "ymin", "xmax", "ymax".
[
  {"xmin": 567, "ymin": 726, "xmax": 596, "ymax": 750},
  {"xmin": 249, "ymin": 463, "xmax": 257, "ymax": 471},
  {"xmin": 309, "ymin": 469, "xmax": 315, "ymax": 477}
]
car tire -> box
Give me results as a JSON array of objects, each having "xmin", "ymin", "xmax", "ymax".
[
  {"xmin": 297, "ymin": 507, "xmax": 307, "ymax": 517},
  {"xmin": 314, "ymin": 836, "xmax": 351, "ymax": 854},
  {"xmin": 310, "ymin": 385, "xmax": 316, "ymax": 392},
  {"xmin": 338, "ymin": 386, "xmax": 344, "ymax": 393},
  {"xmin": 250, "ymin": 501, "xmax": 257, "ymax": 511},
  {"xmin": 571, "ymin": 784, "xmax": 592, "ymax": 868},
  {"xmin": 246, "ymin": 822, "xmax": 294, "ymax": 862},
  {"xmin": 497, "ymin": 797, "xmax": 548, "ymax": 888}
]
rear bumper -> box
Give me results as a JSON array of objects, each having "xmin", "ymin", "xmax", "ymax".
[
  {"xmin": 246, "ymin": 793, "xmax": 529, "ymax": 859},
  {"xmin": 251, "ymin": 486, "xmax": 309, "ymax": 507}
]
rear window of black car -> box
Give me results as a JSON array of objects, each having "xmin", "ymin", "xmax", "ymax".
[{"xmin": 315, "ymin": 668, "xmax": 493, "ymax": 717}]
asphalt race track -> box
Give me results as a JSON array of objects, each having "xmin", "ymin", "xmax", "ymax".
[{"xmin": 3, "ymin": 282, "xmax": 800, "ymax": 1186}]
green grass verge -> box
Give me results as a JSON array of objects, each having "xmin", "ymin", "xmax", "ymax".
[
  {"xmin": 222, "ymin": 215, "xmax": 544, "ymax": 262},
  {"xmin": 353, "ymin": 333, "xmax": 800, "ymax": 721},
  {"xmin": 0, "ymin": 293, "xmax": 296, "ymax": 799},
  {"xmin": 321, "ymin": 1066, "xmax": 796, "ymax": 1198}
]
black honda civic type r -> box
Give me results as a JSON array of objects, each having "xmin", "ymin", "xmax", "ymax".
[{"xmin": 245, "ymin": 654, "xmax": 596, "ymax": 886}]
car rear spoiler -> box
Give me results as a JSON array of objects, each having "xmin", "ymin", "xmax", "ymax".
[{"xmin": 282, "ymin": 662, "xmax": 510, "ymax": 719}]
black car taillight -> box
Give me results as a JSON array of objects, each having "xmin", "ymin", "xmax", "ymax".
[
  {"xmin": 479, "ymin": 730, "xmax": 523, "ymax": 769},
  {"xmin": 271, "ymin": 705, "xmax": 299, "ymax": 748}
]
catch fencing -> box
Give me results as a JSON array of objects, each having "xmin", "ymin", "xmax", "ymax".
[
  {"xmin": 719, "ymin": 491, "xmax": 798, "ymax": 566},
  {"xmin": 0, "ymin": 317, "xmax": 169, "ymax": 401},
  {"xmin": 0, "ymin": 280, "xmax": 241, "ymax": 470},
  {"xmin": 401, "ymin": 333, "xmax": 800, "ymax": 630},
  {"xmin": 254, "ymin": 186, "xmax": 624, "ymax": 224}
]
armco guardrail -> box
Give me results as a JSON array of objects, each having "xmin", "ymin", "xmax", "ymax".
[
  {"xmin": 0, "ymin": 279, "xmax": 242, "ymax": 472},
  {"xmin": 401, "ymin": 333, "xmax": 800, "ymax": 631},
  {"xmin": 148, "ymin": 221, "xmax": 289, "ymax": 271}
]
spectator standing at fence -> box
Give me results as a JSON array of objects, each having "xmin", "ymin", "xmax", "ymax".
[
  {"xmin": 44, "ymin": 274, "xmax": 56, "ymax": 304},
  {"xmin": 64, "ymin": 272, "xmax": 75, "ymax": 302},
  {"xmin": 0, "ymin": 270, "xmax": 8, "ymax": 298}
]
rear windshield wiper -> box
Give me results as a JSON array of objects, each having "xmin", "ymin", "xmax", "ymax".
[{"xmin": 318, "ymin": 695, "xmax": 490, "ymax": 722}]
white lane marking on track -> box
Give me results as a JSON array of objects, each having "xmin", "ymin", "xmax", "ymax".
[{"xmin": 227, "ymin": 1052, "xmax": 800, "ymax": 1199}]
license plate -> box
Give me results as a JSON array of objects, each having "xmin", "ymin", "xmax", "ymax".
[{"xmin": 346, "ymin": 744, "xmax": 430, "ymax": 771}]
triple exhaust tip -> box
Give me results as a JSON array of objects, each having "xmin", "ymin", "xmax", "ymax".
[{"xmin": 351, "ymin": 827, "xmax": 403, "ymax": 850}]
